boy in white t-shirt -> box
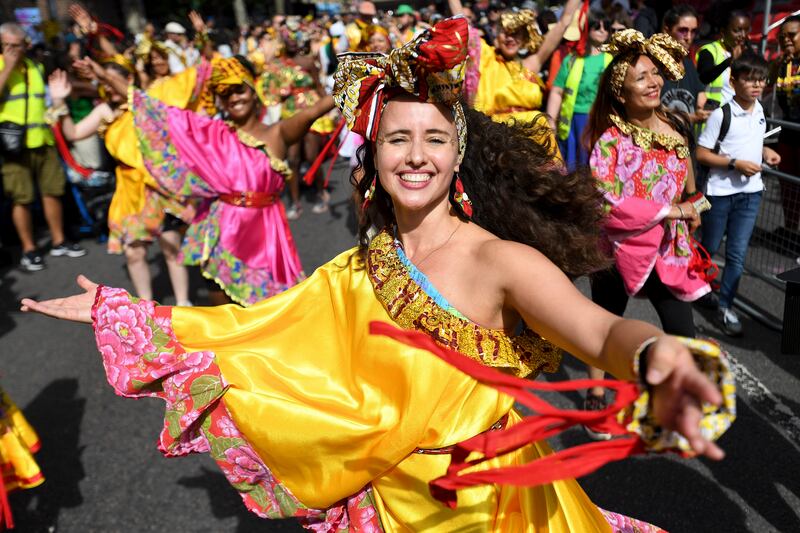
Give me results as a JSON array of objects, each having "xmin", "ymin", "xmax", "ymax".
[{"xmin": 696, "ymin": 53, "xmax": 781, "ymax": 336}]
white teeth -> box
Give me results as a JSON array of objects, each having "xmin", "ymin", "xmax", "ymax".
[{"xmin": 399, "ymin": 173, "xmax": 432, "ymax": 183}]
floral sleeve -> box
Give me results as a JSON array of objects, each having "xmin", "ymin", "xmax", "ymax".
[
  {"xmin": 590, "ymin": 128, "xmax": 622, "ymax": 209},
  {"xmin": 131, "ymin": 89, "xmax": 216, "ymax": 199},
  {"xmin": 590, "ymin": 128, "xmax": 671, "ymax": 241},
  {"xmin": 91, "ymin": 286, "xmax": 383, "ymax": 531}
]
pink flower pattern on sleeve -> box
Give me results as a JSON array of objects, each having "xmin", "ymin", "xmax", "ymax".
[{"xmin": 91, "ymin": 285, "xmax": 385, "ymax": 531}]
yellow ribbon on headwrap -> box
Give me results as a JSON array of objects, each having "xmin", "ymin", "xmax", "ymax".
[
  {"xmin": 500, "ymin": 9, "xmax": 543, "ymax": 54},
  {"xmin": 333, "ymin": 16, "xmax": 469, "ymax": 163},
  {"xmin": 600, "ymin": 29, "xmax": 686, "ymax": 97},
  {"xmin": 200, "ymin": 57, "xmax": 259, "ymax": 116},
  {"xmin": 101, "ymin": 53, "xmax": 135, "ymax": 74}
]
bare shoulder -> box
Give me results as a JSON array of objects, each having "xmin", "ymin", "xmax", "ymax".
[
  {"xmin": 475, "ymin": 236, "xmax": 568, "ymax": 288},
  {"xmin": 477, "ymin": 236, "xmax": 552, "ymax": 269}
]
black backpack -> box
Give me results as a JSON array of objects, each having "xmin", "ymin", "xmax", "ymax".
[{"xmin": 696, "ymin": 103, "xmax": 732, "ymax": 184}]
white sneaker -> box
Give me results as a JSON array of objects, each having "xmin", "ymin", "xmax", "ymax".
[
  {"xmin": 286, "ymin": 203, "xmax": 302, "ymax": 220},
  {"xmin": 717, "ymin": 307, "xmax": 743, "ymax": 336}
]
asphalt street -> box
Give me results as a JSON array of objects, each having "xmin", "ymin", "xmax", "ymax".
[{"xmin": 2, "ymin": 162, "xmax": 799, "ymax": 532}]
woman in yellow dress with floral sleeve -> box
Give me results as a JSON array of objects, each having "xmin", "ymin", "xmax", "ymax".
[{"xmin": 23, "ymin": 17, "xmax": 733, "ymax": 532}]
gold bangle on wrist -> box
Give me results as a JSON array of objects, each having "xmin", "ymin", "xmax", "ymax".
[
  {"xmin": 676, "ymin": 205, "xmax": 685, "ymax": 218},
  {"xmin": 44, "ymin": 104, "xmax": 69, "ymax": 125}
]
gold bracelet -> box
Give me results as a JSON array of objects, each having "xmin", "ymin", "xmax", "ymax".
[
  {"xmin": 44, "ymin": 104, "xmax": 69, "ymax": 125},
  {"xmin": 676, "ymin": 204, "xmax": 685, "ymax": 219}
]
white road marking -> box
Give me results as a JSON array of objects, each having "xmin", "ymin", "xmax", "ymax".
[{"xmin": 728, "ymin": 352, "xmax": 800, "ymax": 445}]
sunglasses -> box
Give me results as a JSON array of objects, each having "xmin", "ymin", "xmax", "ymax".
[{"xmin": 590, "ymin": 20, "xmax": 610, "ymax": 31}]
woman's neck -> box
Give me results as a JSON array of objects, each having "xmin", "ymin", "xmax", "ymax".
[
  {"xmin": 231, "ymin": 113, "xmax": 262, "ymax": 135},
  {"xmin": 395, "ymin": 201, "xmax": 461, "ymax": 260},
  {"xmin": 626, "ymin": 107, "xmax": 660, "ymax": 130}
]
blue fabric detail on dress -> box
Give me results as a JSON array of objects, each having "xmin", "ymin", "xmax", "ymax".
[{"xmin": 394, "ymin": 241, "xmax": 468, "ymax": 320}]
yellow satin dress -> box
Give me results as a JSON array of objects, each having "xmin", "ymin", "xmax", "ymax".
[
  {"xmin": 0, "ymin": 386, "xmax": 43, "ymax": 493},
  {"xmin": 166, "ymin": 231, "xmax": 614, "ymax": 531},
  {"xmin": 473, "ymin": 39, "xmax": 557, "ymax": 154},
  {"xmin": 104, "ymin": 68, "xmax": 200, "ymax": 253}
]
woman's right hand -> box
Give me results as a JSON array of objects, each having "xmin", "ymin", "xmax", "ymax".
[
  {"xmin": 73, "ymin": 56, "xmax": 105, "ymax": 82},
  {"xmin": 20, "ymin": 275, "xmax": 98, "ymax": 324},
  {"xmin": 188, "ymin": 10, "xmax": 207, "ymax": 34},
  {"xmin": 68, "ymin": 3, "xmax": 97, "ymax": 35},
  {"xmin": 48, "ymin": 69, "xmax": 72, "ymax": 102}
]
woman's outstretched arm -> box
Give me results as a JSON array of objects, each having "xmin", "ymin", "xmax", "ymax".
[{"xmin": 489, "ymin": 240, "xmax": 724, "ymax": 460}]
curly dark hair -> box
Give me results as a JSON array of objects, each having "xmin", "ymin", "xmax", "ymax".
[
  {"xmin": 351, "ymin": 108, "xmax": 610, "ymax": 277},
  {"xmin": 584, "ymin": 53, "xmax": 694, "ymax": 151}
]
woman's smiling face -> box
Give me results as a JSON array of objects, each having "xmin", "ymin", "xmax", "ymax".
[{"xmin": 374, "ymin": 96, "xmax": 460, "ymax": 215}]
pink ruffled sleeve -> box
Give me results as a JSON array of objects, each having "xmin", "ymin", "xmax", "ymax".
[{"xmin": 90, "ymin": 285, "xmax": 381, "ymax": 531}]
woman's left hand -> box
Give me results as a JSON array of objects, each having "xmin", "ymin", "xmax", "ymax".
[{"xmin": 644, "ymin": 336, "xmax": 725, "ymax": 460}]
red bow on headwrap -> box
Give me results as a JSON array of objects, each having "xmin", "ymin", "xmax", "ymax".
[{"xmin": 333, "ymin": 16, "xmax": 469, "ymax": 161}]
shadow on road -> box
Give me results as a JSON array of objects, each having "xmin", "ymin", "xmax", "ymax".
[
  {"xmin": 10, "ymin": 378, "xmax": 86, "ymax": 532},
  {"xmin": 0, "ymin": 259, "xmax": 18, "ymax": 340},
  {"xmin": 178, "ymin": 467, "xmax": 304, "ymax": 532},
  {"xmin": 706, "ymin": 400, "xmax": 800, "ymax": 532}
]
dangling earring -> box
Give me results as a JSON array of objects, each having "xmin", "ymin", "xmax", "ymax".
[
  {"xmin": 453, "ymin": 173, "xmax": 473, "ymax": 219},
  {"xmin": 362, "ymin": 175, "xmax": 377, "ymax": 210}
]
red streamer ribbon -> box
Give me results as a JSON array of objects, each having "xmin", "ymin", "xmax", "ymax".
[
  {"xmin": 369, "ymin": 321, "xmax": 646, "ymax": 510},
  {"xmin": 0, "ymin": 471, "xmax": 14, "ymax": 529},
  {"xmin": 52, "ymin": 124, "xmax": 93, "ymax": 178},
  {"xmin": 302, "ymin": 120, "xmax": 346, "ymax": 187}
]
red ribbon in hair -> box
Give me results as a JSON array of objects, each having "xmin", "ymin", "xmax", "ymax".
[
  {"xmin": 333, "ymin": 16, "xmax": 469, "ymax": 144},
  {"xmin": 369, "ymin": 321, "xmax": 647, "ymax": 509}
]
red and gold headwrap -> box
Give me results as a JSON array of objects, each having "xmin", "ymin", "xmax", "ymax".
[
  {"xmin": 333, "ymin": 16, "xmax": 469, "ymax": 163},
  {"xmin": 601, "ymin": 29, "xmax": 686, "ymax": 98},
  {"xmin": 200, "ymin": 57, "xmax": 259, "ymax": 116},
  {"xmin": 499, "ymin": 9, "xmax": 543, "ymax": 53}
]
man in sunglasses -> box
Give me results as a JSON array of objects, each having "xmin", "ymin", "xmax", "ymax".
[{"xmin": 660, "ymin": 5, "xmax": 709, "ymax": 125}]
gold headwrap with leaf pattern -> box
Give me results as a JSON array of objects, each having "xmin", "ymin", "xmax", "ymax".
[
  {"xmin": 600, "ymin": 29, "xmax": 686, "ymax": 97},
  {"xmin": 333, "ymin": 16, "xmax": 469, "ymax": 163},
  {"xmin": 100, "ymin": 53, "xmax": 134, "ymax": 74},
  {"xmin": 133, "ymin": 36, "xmax": 172, "ymax": 64},
  {"xmin": 500, "ymin": 9, "xmax": 543, "ymax": 53}
]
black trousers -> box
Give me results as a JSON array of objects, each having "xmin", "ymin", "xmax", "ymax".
[{"xmin": 590, "ymin": 267, "xmax": 696, "ymax": 338}]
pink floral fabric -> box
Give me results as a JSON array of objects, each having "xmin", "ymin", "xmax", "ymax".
[
  {"xmin": 91, "ymin": 286, "xmax": 384, "ymax": 531},
  {"xmin": 463, "ymin": 26, "xmax": 483, "ymax": 107},
  {"xmin": 600, "ymin": 508, "xmax": 667, "ymax": 533},
  {"xmin": 591, "ymin": 126, "xmax": 710, "ymax": 301}
]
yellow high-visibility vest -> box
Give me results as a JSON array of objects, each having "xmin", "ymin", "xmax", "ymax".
[
  {"xmin": 0, "ymin": 57, "xmax": 53, "ymax": 148},
  {"xmin": 695, "ymin": 40, "xmax": 727, "ymax": 106}
]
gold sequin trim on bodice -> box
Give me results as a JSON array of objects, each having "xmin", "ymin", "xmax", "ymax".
[
  {"xmin": 367, "ymin": 229, "xmax": 561, "ymax": 378},
  {"xmin": 609, "ymin": 114, "xmax": 690, "ymax": 159}
]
